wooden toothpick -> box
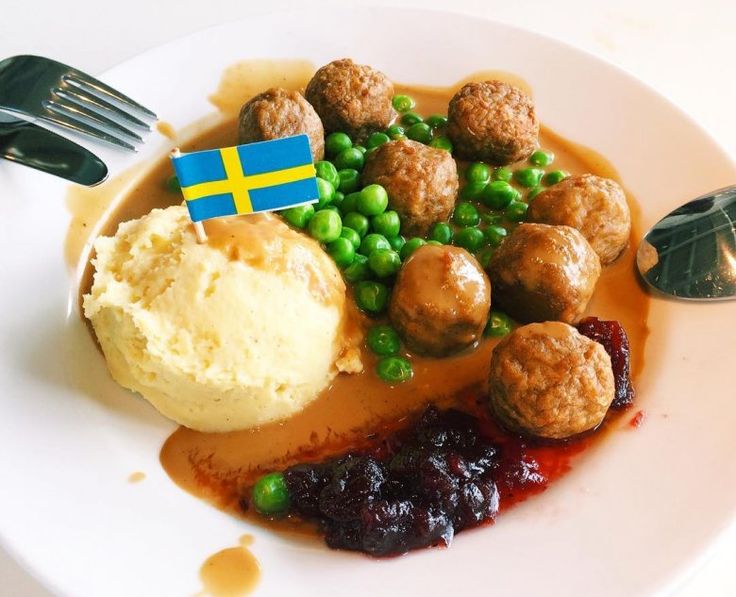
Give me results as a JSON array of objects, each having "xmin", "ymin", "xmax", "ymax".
[
  {"xmin": 193, "ymin": 221, "xmax": 207, "ymax": 244},
  {"xmin": 171, "ymin": 147, "xmax": 208, "ymax": 244}
]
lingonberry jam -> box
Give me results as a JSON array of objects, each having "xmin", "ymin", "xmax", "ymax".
[
  {"xmin": 577, "ymin": 317, "xmax": 635, "ymax": 409},
  {"xmin": 239, "ymin": 400, "xmax": 595, "ymax": 557}
]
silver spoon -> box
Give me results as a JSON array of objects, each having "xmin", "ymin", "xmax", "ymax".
[{"xmin": 637, "ymin": 185, "xmax": 736, "ymax": 300}]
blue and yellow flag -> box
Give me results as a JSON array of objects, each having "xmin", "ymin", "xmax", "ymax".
[{"xmin": 170, "ymin": 134, "xmax": 319, "ymax": 223}]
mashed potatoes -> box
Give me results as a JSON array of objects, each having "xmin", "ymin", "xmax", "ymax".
[{"xmin": 84, "ymin": 205, "xmax": 360, "ymax": 432}]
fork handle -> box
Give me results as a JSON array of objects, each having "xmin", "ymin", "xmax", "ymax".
[{"xmin": 0, "ymin": 116, "xmax": 107, "ymax": 186}]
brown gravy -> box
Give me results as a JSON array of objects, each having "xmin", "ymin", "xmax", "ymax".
[
  {"xmin": 198, "ymin": 535, "xmax": 260, "ymax": 597},
  {"xmin": 68, "ymin": 61, "xmax": 649, "ymax": 533},
  {"xmin": 127, "ymin": 471, "xmax": 146, "ymax": 483}
]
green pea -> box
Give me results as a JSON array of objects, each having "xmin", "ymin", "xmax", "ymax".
[
  {"xmin": 366, "ymin": 132, "xmax": 390, "ymax": 149},
  {"xmin": 340, "ymin": 226, "xmax": 362, "ymax": 250},
  {"xmin": 505, "ymin": 200, "xmax": 529, "ymax": 222},
  {"xmin": 354, "ymin": 145, "xmax": 367, "ymax": 155},
  {"xmin": 392, "ymin": 134, "xmax": 408, "ymax": 141},
  {"xmin": 316, "ymin": 178, "xmax": 336, "ymax": 209},
  {"xmin": 315, "ymin": 160, "xmax": 340, "ymax": 189},
  {"xmin": 484, "ymin": 225, "xmax": 508, "ymax": 247},
  {"xmin": 389, "ymin": 234, "xmax": 406, "ymax": 253},
  {"xmin": 453, "ymin": 202, "xmax": 480, "ymax": 227},
  {"xmin": 368, "ymin": 248, "xmax": 401, "ymax": 277},
  {"xmin": 371, "ymin": 210, "xmax": 401, "ymax": 238},
  {"xmin": 482, "ymin": 181, "xmax": 519, "ymax": 210},
  {"xmin": 376, "ymin": 356, "xmax": 413, "ymax": 384},
  {"xmin": 386, "ymin": 124, "xmax": 405, "ymax": 139},
  {"xmin": 308, "ymin": 209, "xmax": 342, "ymax": 243},
  {"xmin": 366, "ymin": 325, "xmax": 401, "ymax": 356},
  {"xmin": 475, "ymin": 246, "xmax": 495, "ymax": 269},
  {"xmin": 465, "ymin": 162, "xmax": 491, "ymax": 184},
  {"xmin": 480, "ymin": 212, "xmax": 504, "ymax": 226},
  {"xmin": 429, "ymin": 136, "xmax": 453, "ymax": 152},
  {"xmin": 165, "ymin": 174, "xmax": 181, "ymax": 193},
  {"xmin": 354, "ymin": 280, "xmax": 390, "ymax": 314},
  {"xmin": 343, "ymin": 212, "xmax": 370, "ymax": 238},
  {"xmin": 400, "ymin": 237, "xmax": 426, "ymax": 260},
  {"xmin": 426, "ymin": 240, "xmax": 442, "ymax": 246},
  {"xmin": 406, "ymin": 122, "xmax": 433, "ymax": 144},
  {"xmin": 334, "ymin": 148, "xmax": 365, "ymax": 171},
  {"xmin": 357, "ymin": 184, "xmax": 389, "ymax": 216},
  {"xmin": 337, "ymin": 168, "xmax": 360, "ymax": 193},
  {"xmin": 492, "ymin": 166, "xmax": 513, "ymax": 182},
  {"xmin": 331, "ymin": 191, "xmax": 345, "ymax": 209},
  {"xmin": 400, "ymin": 111, "xmax": 423, "ymax": 126},
  {"xmin": 325, "ymin": 132, "xmax": 352, "ymax": 157},
  {"xmin": 359, "ymin": 233, "xmax": 391, "ymax": 256},
  {"xmin": 341, "ymin": 192, "xmax": 361, "ymax": 214},
  {"xmin": 319, "ymin": 205, "xmax": 340, "ymax": 213},
  {"xmin": 543, "ymin": 170, "xmax": 569, "ymax": 186},
  {"xmin": 425, "ymin": 114, "xmax": 448, "ymax": 129},
  {"xmin": 461, "ymin": 181, "xmax": 487, "ymax": 201},
  {"xmin": 343, "ymin": 254, "xmax": 371, "ymax": 283},
  {"xmin": 529, "ymin": 149, "xmax": 554, "ymax": 167},
  {"xmin": 454, "ymin": 227, "xmax": 485, "ymax": 252},
  {"xmin": 429, "ymin": 222, "xmax": 453, "ymax": 244},
  {"xmin": 327, "ymin": 237, "xmax": 356, "ymax": 268},
  {"xmin": 281, "ymin": 204, "xmax": 315, "ymax": 229},
  {"xmin": 252, "ymin": 472, "xmax": 290, "ymax": 515},
  {"xmin": 485, "ymin": 310, "xmax": 514, "ymax": 337},
  {"xmin": 527, "ymin": 186, "xmax": 544, "ymax": 201},
  {"xmin": 392, "ymin": 94, "xmax": 416, "ymax": 113},
  {"xmin": 513, "ymin": 167, "xmax": 545, "ymax": 188}
]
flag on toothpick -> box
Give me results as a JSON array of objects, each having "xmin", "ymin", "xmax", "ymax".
[{"xmin": 170, "ymin": 134, "xmax": 319, "ymax": 242}]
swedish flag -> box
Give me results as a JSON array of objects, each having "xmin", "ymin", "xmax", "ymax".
[{"xmin": 171, "ymin": 135, "xmax": 319, "ymax": 222}]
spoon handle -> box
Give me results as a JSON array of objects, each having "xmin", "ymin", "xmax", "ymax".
[{"xmin": 0, "ymin": 115, "xmax": 108, "ymax": 186}]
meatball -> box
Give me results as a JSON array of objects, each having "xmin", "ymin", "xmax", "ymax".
[
  {"xmin": 488, "ymin": 223, "xmax": 600, "ymax": 324},
  {"xmin": 389, "ymin": 245, "xmax": 491, "ymax": 356},
  {"xmin": 304, "ymin": 59, "xmax": 395, "ymax": 140},
  {"xmin": 447, "ymin": 80, "xmax": 539, "ymax": 165},
  {"xmin": 238, "ymin": 88, "xmax": 324, "ymax": 161},
  {"xmin": 488, "ymin": 322, "xmax": 615, "ymax": 439},
  {"xmin": 528, "ymin": 174, "xmax": 631, "ymax": 265},
  {"xmin": 362, "ymin": 140, "xmax": 459, "ymax": 236}
]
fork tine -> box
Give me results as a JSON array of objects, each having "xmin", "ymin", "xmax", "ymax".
[
  {"xmin": 56, "ymin": 87, "xmax": 152, "ymax": 131},
  {"xmin": 62, "ymin": 72, "xmax": 157, "ymax": 120},
  {"xmin": 42, "ymin": 101, "xmax": 137, "ymax": 151},
  {"xmin": 46, "ymin": 97, "xmax": 143, "ymax": 143}
]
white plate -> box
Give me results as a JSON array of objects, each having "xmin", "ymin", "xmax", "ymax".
[{"xmin": 1, "ymin": 7, "xmax": 735, "ymax": 597}]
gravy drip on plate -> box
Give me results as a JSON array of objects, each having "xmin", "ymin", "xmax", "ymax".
[
  {"xmin": 127, "ymin": 471, "xmax": 146, "ymax": 483},
  {"xmin": 68, "ymin": 61, "xmax": 649, "ymax": 533},
  {"xmin": 198, "ymin": 535, "xmax": 260, "ymax": 597}
]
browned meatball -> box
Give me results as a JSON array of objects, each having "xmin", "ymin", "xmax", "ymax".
[
  {"xmin": 447, "ymin": 80, "xmax": 539, "ymax": 165},
  {"xmin": 489, "ymin": 322, "xmax": 615, "ymax": 439},
  {"xmin": 528, "ymin": 174, "xmax": 631, "ymax": 265},
  {"xmin": 488, "ymin": 223, "xmax": 600, "ymax": 324},
  {"xmin": 389, "ymin": 245, "xmax": 491, "ymax": 356},
  {"xmin": 304, "ymin": 59, "xmax": 395, "ymax": 140},
  {"xmin": 238, "ymin": 88, "xmax": 324, "ymax": 161},
  {"xmin": 362, "ymin": 139, "xmax": 459, "ymax": 236}
]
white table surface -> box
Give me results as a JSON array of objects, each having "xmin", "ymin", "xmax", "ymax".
[{"xmin": 1, "ymin": 0, "xmax": 734, "ymax": 595}]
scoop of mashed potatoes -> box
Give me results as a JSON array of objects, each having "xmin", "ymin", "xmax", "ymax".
[{"xmin": 83, "ymin": 205, "xmax": 360, "ymax": 432}]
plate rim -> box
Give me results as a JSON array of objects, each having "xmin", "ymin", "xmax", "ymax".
[{"xmin": 1, "ymin": 6, "xmax": 735, "ymax": 597}]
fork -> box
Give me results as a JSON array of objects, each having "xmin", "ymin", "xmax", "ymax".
[{"xmin": 0, "ymin": 55, "xmax": 157, "ymax": 151}]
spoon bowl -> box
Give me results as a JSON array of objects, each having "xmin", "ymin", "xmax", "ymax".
[{"xmin": 636, "ymin": 185, "xmax": 736, "ymax": 300}]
